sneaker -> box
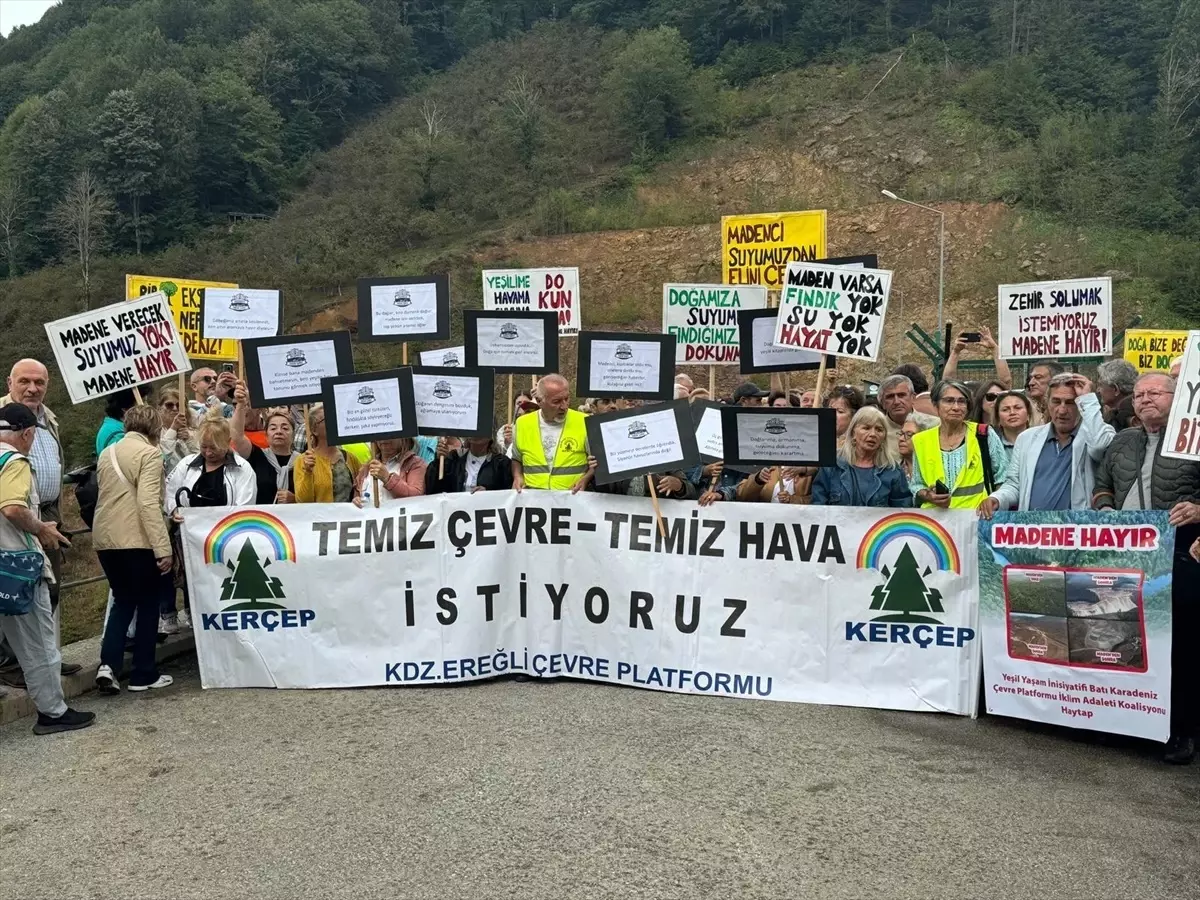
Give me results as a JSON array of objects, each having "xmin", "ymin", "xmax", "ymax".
[
  {"xmin": 32, "ymin": 707, "xmax": 96, "ymax": 735},
  {"xmin": 176, "ymin": 610, "xmax": 192, "ymax": 631},
  {"xmin": 1164, "ymin": 734, "xmax": 1195, "ymax": 765},
  {"xmin": 95, "ymin": 664, "xmax": 120, "ymax": 695},
  {"xmin": 127, "ymin": 674, "xmax": 173, "ymax": 692},
  {"xmin": 158, "ymin": 612, "xmax": 178, "ymax": 636}
]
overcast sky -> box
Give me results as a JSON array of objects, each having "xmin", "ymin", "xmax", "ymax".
[{"xmin": 2, "ymin": 1, "xmax": 58, "ymax": 37}]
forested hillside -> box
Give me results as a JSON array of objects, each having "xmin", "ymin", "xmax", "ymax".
[{"xmin": 3, "ymin": 0, "xmax": 1200, "ymax": 468}]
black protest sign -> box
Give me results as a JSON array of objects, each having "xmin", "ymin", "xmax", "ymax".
[
  {"xmin": 737, "ymin": 309, "xmax": 835, "ymax": 374},
  {"xmin": 463, "ymin": 310, "xmax": 559, "ymax": 375},
  {"xmin": 585, "ymin": 400, "xmax": 700, "ymax": 486},
  {"xmin": 410, "ymin": 366, "xmax": 495, "ymax": 438},
  {"xmin": 242, "ymin": 331, "xmax": 355, "ymax": 407},
  {"xmin": 720, "ymin": 407, "xmax": 837, "ymax": 468},
  {"xmin": 321, "ymin": 367, "xmax": 418, "ymax": 446},
  {"xmin": 356, "ymin": 275, "xmax": 451, "ymax": 342},
  {"xmin": 576, "ymin": 331, "xmax": 675, "ymax": 401}
]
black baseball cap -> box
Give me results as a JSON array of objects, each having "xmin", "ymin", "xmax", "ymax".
[
  {"xmin": 732, "ymin": 383, "xmax": 769, "ymax": 403},
  {"xmin": 0, "ymin": 403, "xmax": 37, "ymax": 431}
]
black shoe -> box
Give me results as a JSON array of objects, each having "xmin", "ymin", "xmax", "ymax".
[
  {"xmin": 60, "ymin": 662, "xmax": 82, "ymax": 677},
  {"xmin": 32, "ymin": 708, "xmax": 96, "ymax": 735},
  {"xmin": 1164, "ymin": 734, "xmax": 1195, "ymax": 765},
  {"xmin": 0, "ymin": 668, "xmax": 25, "ymax": 689}
]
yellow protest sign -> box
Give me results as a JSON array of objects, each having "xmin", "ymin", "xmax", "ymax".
[
  {"xmin": 1123, "ymin": 329, "xmax": 1190, "ymax": 373},
  {"xmin": 721, "ymin": 210, "xmax": 827, "ymax": 288},
  {"xmin": 126, "ymin": 274, "xmax": 239, "ymax": 362}
]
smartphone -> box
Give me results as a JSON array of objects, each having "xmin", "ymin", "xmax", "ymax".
[
  {"xmin": 960, "ymin": 332, "xmax": 982, "ymax": 343},
  {"xmin": 934, "ymin": 479, "xmax": 949, "ymax": 495},
  {"xmin": 221, "ymin": 363, "xmax": 236, "ymax": 374}
]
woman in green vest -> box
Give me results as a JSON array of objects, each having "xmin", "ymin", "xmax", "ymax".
[{"xmin": 910, "ymin": 380, "xmax": 1007, "ymax": 510}]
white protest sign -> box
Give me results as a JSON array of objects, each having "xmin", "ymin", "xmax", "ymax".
[
  {"xmin": 735, "ymin": 412, "xmax": 823, "ymax": 461},
  {"xmin": 45, "ymin": 292, "xmax": 189, "ymax": 404},
  {"xmin": 331, "ymin": 377, "xmax": 405, "ymax": 438},
  {"xmin": 201, "ymin": 288, "xmax": 281, "ymax": 341},
  {"xmin": 773, "ymin": 262, "xmax": 891, "ymax": 361},
  {"xmin": 743, "ymin": 312, "xmax": 825, "ymax": 372},
  {"xmin": 585, "ymin": 338, "xmax": 666, "ymax": 397},
  {"xmin": 181, "ymin": 495, "xmax": 981, "ymax": 717},
  {"xmin": 419, "ymin": 346, "xmax": 465, "ymax": 368},
  {"xmin": 596, "ymin": 406, "xmax": 686, "ymax": 477},
  {"xmin": 483, "ymin": 267, "xmax": 581, "ymax": 336},
  {"xmin": 471, "ymin": 316, "xmax": 551, "ymax": 371},
  {"xmin": 662, "ymin": 284, "xmax": 767, "ymax": 364},
  {"xmin": 695, "ymin": 405, "xmax": 724, "ymax": 459},
  {"xmin": 412, "ymin": 372, "xmax": 482, "ymax": 435},
  {"xmin": 369, "ymin": 281, "xmax": 439, "ymax": 337},
  {"xmin": 997, "ymin": 277, "xmax": 1112, "ymax": 360},
  {"xmin": 1161, "ymin": 331, "xmax": 1200, "ymax": 461},
  {"xmin": 255, "ymin": 341, "xmax": 340, "ymax": 404}
]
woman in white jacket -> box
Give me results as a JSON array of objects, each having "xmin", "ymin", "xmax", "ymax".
[{"xmin": 164, "ymin": 413, "xmax": 256, "ymax": 517}]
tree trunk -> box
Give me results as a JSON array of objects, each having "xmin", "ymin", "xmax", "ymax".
[{"xmin": 133, "ymin": 194, "xmax": 142, "ymax": 256}]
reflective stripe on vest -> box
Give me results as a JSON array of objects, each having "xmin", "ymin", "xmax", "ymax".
[
  {"xmin": 513, "ymin": 409, "xmax": 589, "ymax": 490},
  {"xmin": 911, "ymin": 422, "xmax": 987, "ymax": 510}
]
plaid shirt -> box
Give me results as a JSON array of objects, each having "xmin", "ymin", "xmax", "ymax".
[{"xmin": 28, "ymin": 407, "xmax": 62, "ymax": 506}]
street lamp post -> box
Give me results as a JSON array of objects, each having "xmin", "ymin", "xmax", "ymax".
[{"xmin": 882, "ymin": 189, "xmax": 945, "ymax": 338}]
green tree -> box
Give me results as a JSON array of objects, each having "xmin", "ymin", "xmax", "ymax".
[
  {"xmin": 602, "ymin": 27, "xmax": 700, "ymax": 157},
  {"xmin": 195, "ymin": 69, "xmax": 284, "ymax": 215},
  {"xmin": 219, "ymin": 539, "xmax": 286, "ymax": 611},
  {"xmin": 869, "ymin": 544, "xmax": 945, "ymax": 623},
  {"xmin": 92, "ymin": 89, "xmax": 161, "ymax": 255}
]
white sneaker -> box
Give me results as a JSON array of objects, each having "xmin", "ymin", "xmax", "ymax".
[
  {"xmin": 176, "ymin": 610, "xmax": 192, "ymax": 631},
  {"xmin": 158, "ymin": 613, "xmax": 178, "ymax": 635},
  {"xmin": 128, "ymin": 675, "xmax": 174, "ymax": 692},
  {"xmin": 95, "ymin": 664, "xmax": 120, "ymax": 695}
]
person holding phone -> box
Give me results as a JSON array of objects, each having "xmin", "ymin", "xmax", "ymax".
[
  {"xmin": 941, "ymin": 326, "xmax": 1012, "ymax": 390},
  {"xmin": 910, "ymin": 380, "xmax": 1008, "ymax": 510}
]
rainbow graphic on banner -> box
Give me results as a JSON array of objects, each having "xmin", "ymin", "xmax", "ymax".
[
  {"xmin": 856, "ymin": 513, "xmax": 960, "ymax": 574},
  {"xmin": 204, "ymin": 510, "xmax": 296, "ymax": 565}
]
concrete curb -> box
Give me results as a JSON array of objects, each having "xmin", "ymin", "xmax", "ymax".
[{"xmin": 0, "ymin": 631, "xmax": 196, "ymax": 726}]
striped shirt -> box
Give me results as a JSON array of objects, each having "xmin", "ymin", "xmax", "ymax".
[{"xmin": 28, "ymin": 407, "xmax": 61, "ymax": 505}]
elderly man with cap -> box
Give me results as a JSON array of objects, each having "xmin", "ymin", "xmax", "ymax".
[
  {"xmin": 0, "ymin": 358, "xmax": 81, "ymax": 687},
  {"xmin": 0, "ymin": 402, "xmax": 95, "ymax": 733}
]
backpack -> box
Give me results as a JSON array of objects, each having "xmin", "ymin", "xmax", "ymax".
[{"xmin": 75, "ymin": 463, "xmax": 100, "ymax": 529}]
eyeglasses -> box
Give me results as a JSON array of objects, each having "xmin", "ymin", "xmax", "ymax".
[
  {"xmin": 939, "ymin": 397, "xmax": 969, "ymax": 407},
  {"xmin": 984, "ymin": 392, "xmax": 1000, "ymax": 402},
  {"xmin": 162, "ymin": 403, "xmax": 179, "ymax": 410},
  {"xmin": 1133, "ymin": 390, "xmax": 1174, "ymax": 401}
]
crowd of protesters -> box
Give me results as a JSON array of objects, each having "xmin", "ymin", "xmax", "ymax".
[{"xmin": 0, "ymin": 335, "xmax": 1197, "ymax": 764}]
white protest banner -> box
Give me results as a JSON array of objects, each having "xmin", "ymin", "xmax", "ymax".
[
  {"xmin": 181, "ymin": 496, "xmax": 981, "ymax": 716},
  {"xmin": 200, "ymin": 288, "xmax": 282, "ymax": 342},
  {"xmin": 978, "ymin": 511, "xmax": 1173, "ymax": 742},
  {"xmin": 45, "ymin": 292, "xmax": 189, "ymax": 404},
  {"xmin": 662, "ymin": 284, "xmax": 767, "ymax": 365},
  {"xmin": 997, "ymin": 277, "xmax": 1112, "ymax": 360},
  {"xmin": 773, "ymin": 262, "xmax": 891, "ymax": 362},
  {"xmin": 321, "ymin": 368, "xmax": 417, "ymax": 446},
  {"xmin": 482, "ymin": 267, "xmax": 581, "ymax": 336},
  {"xmin": 411, "ymin": 368, "xmax": 494, "ymax": 437},
  {"xmin": 1161, "ymin": 331, "xmax": 1200, "ymax": 461},
  {"xmin": 419, "ymin": 346, "xmax": 465, "ymax": 368}
]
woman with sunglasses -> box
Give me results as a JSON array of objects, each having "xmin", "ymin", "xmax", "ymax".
[
  {"xmin": 910, "ymin": 380, "xmax": 1008, "ymax": 510},
  {"xmin": 157, "ymin": 389, "xmax": 198, "ymax": 474},
  {"xmin": 968, "ymin": 380, "xmax": 1008, "ymax": 427}
]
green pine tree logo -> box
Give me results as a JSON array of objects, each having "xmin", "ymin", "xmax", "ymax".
[
  {"xmin": 219, "ymin": 538, "xmax": 287, "ymax": 611},
  {"xmin": 869, "ymin": 543, "xmax": 944, "ymax": 624}
]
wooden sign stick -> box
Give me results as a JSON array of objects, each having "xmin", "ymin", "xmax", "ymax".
[
  {"xmin": 813, "ymin": 356, "xmax": 829, "ymax": 409},
  {"xmin": 646, "ymin": 475, "xmax": 667, "ymax": 540},
  {"xmin": 708, "ymin": 365, "xmax": 715, "ymax": 398},
  {"xmin": 372, "ymin": 442, "xmax": 381, "ymax": 509}
]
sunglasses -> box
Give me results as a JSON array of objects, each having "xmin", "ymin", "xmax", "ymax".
[
  {"xmin": 196, "ymin": 375, "xmax": 216, "ymax": 383},
  {"xmin": 163, "ymin": 402, "xmax": 179, "ymax": 410},
  {"xmin": 984, "ymin": 392, "xmax": 1000, "ymax": 402}
]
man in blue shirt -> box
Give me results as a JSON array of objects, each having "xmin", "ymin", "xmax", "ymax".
[{"xmin": 979, "ymin": 373, "xmax": 1115, "ymax": 517}]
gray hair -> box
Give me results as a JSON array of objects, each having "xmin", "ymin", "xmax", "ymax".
[
  {"xmin": 930, "ymin": 379, "xmax": 971, "ymax": 404},
  {"xmin": 1047, "ymin": 372, "xmax": 1079, "ymax": 393},
  {"xmin": 880, "ymin": 374, "xmax": 914, "ymax": 394},
  {"xmin": 1096, "ymin": 359, "xmax": 1138, "ymax": 394},
  {"xmin": 535, "ymin": 374, "xmax": 569, "ymax": 399},
  {"xmin": 1136, "ymin": 372, "xmax": 1176, "ymax": 391},
  {"xmin": 840, "ymin": 406, "xmax": 901, "ymax": 468},
  {"xmin": 1030, "ymin": 359, "xmax": 1066, "ymax": 377}
]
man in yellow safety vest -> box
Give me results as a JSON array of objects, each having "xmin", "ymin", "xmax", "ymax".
[{"xmin": 511, "ymin": 374, "xmax": 594, "ymax": 492}]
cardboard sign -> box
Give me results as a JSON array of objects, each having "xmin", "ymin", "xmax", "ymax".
[
  {"xmin": 463, "ymin": 310, "xmax": 559, "ymax": 375},
  {"xmin": 1124, "ymin": 329, "xmax": 1190, "ymax": 374},
  {"xmin": 199, "ymin": 288, "xmax": 282, "ymax": 342},
  {"xmin": 356, "ymin": 275, "xmax": 451, "ymax": 342},
  {"xmin": 773, "ymin": 262, "xmax": 892, "ymax": 362},
  {"xmin": 661, "ymin": 283, "xmax": 767, "ymax": 365},
  {"xmin": 242, "ymin": 331, "xmax": 355, "ymax": 407},
  {"xmin": 321, "ymin": 368, "xmax": 417, "ymax": 446},
  {"xmin": 45, "ymin": 292, "xmax": 189, "ymax": 404},
  {"xmin": 737, "ymin": 309, "xmax": 834, "ymax": 374},
  {"xmin": 126, "ymin": 273, "xmax": 238, "ymax": 361},
  {"xmin": 998, "ymin": 277, "xmax": 1112, "ymax": 360},
  {"xmin": 585, "ymin": 400, "xmax": 700, "ymax": 486},
  {"xmin": 1161, "ymin": 331, "xmax": 1200, "ymax": 461},
  {"xmin": 482, "ymin": 267, "xmax": 581, "ymax": 336},
  {"xmin": 719, "ymin": 407, "xmax": 837, "ymax": 468},
  {"xmin": 410, "ymin": 367, "xmax": 495, "ymax": 438},
  {"xmin": 418, "ymin": 346, "xmax": 465, "ymax": 368},
  {"xmin": 575, "ymin": 331, "xmax": 674, "ymax": 401},
  {"xmin": 721, "ymin": 210, "xmax": 827, "ymax": 287}
]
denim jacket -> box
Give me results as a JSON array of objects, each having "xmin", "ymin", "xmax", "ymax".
[{"xmin": 811, "ymin": 459, "xmax": 913, "ymax": 508}]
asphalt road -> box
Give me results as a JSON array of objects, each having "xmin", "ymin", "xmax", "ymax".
[{"xmin": 2, "ymin": 657, "xmax": 1197, "ymax": 900}]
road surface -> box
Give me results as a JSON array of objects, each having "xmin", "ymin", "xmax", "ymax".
[{"xmin": 2, "ymin": 657, "xmax": 1197, "ymax": 899}]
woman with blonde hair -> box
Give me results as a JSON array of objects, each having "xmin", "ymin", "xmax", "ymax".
[
  {"xmin": 811, "ymin": 406, "xmax": 913, "ymax": 508},
  {"xmin": 231, "ymin": 382, "xmax": 299, "ymax": 504},
  {"xmin": 165, "ymin": 410, "xmax": 256, "ymax": 514},
  {"xmin": 93, "ymin": 405, "xmax": 174, "ymax": 693},
  {"xmin": 293, "ymin": 402, "xmax": 362, "ymax": 503}
]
